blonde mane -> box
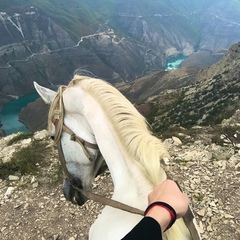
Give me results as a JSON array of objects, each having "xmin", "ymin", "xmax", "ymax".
[
  {"xmin": 46, "ymin": 75, "xmax": 195, "ymax": 240},
  {"xmin": 68, "ymin": 75, "xmax": 169, "ymax": 186}
]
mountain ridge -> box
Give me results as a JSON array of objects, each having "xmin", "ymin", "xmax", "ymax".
[
  {"xmin": 1, "ymin": 0, "xmax": 240, "ymax": 134},
  {"xmin": 14, "ymin": 41, "xmax": 240, "ymax": 137},
  {"xmin": 1, "ymin": 0, "xmax": 240, "ymax": 101},
  {"xmin": 126, "ymin": 42, "xmax": 240, "ymax": 133}
]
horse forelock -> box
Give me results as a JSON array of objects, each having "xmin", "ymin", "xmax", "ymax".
[{"xmin": 66, "ymin": 75, "xmax": 169, "ymax": 185}]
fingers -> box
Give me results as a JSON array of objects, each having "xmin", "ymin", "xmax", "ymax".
[{"xmin": 148, "ymin": 180, "xmax": 189, "ymax": 218}]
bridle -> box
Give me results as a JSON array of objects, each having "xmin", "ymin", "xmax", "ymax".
[
  {"xmin": 53, "ymin": 119, "xmax": 144, "ymax": 216},
  {"xmin": 50, "ymin": 85, "xmax": 144, "ymax": 216}
]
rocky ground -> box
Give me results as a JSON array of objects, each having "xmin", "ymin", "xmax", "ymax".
[{"xmin": 0, "ymin": 123, "xmax": 239, "ymax": 240}]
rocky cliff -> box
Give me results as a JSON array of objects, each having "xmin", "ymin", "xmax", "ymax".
[
  {"xmin": 17, "ymin": 40, "xmax": 240, "ymax": 134},
  {"xmin": 1, "ymin": 0, "xmax": 240, "ymax": 133},
  {"xmin": 0, "ymin": 8, "xmax": 161, "ymax": 106},
  {"xmin": 0, "ymin": 114, "xmax": 239, "ymax": 239},
  {"xmin": 1, "ymin": 0, "xmax": 240, "ymax": 103},
  {"xmin": 122, "ymin": 42, "xmax": 240, "ymax": 133}
]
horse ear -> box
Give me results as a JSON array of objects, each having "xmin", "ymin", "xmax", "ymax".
[{"xmin": 33, "ymin": 81, "xmax": 56, "ymax": 104}]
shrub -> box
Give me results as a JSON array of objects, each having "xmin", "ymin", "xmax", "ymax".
[
  {"xmin": 0, "ymin": 139, "xmax": 47, "ymax": 180},
  {"xmin": 7, "ymin": 132, "xmax": 34, "ymax": 146}
]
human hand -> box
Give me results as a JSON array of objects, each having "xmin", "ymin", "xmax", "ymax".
[
  {"xmin": 145, "ymin": 179, "xmax": 189, "ymax": 231},
  {"xmin": 148, "ymin": 179, "xmax": 189, "ymax": 218}
]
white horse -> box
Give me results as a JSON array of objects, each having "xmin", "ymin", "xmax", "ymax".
[{"xmin": 34, "ymin": 75, "xmax": 194, "ymax": 240}]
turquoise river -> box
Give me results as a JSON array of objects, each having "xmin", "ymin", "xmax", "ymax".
[
  {"xmin": 0, "ymin": 93, "xmax": 39, "ymax": 135},
  {"xmin": 1, "ymin": 55, "xmax": 186, "ymax": 135},
  {"xmin": 165, "ymin": 55, "xmax": 187, "ymax": 70}
]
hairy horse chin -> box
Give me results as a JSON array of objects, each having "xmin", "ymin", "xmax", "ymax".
[
  {"xmin": 75, "ymin": 191, "xmax": 88, "ymax": 205},
  {"xmin": 62, "ymin": 178, "xmax": 88, "ymax": 205},
  {"xmin": 62, "ymin": 179, "xmax": 75, "ymax": 202}
]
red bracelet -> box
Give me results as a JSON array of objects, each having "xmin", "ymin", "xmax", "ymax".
[{"xmin": 144, "ymin": 201, "xmax": 177, "ymax": 231}]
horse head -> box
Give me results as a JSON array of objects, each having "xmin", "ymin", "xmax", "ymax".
[{"xmin": 34, "ymin": 81, "xmax": 104, "ymax": 205}]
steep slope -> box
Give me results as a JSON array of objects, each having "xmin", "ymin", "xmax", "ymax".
[
  {"xmin": 127, "ymin": 42, "xmax": 240, "ymax": 132},
  {"xmin": 1, "ymin": 0, "xmax": 240, "ymax": 101},
  {"xmin": 17, "ymin": 42, "xmax": 240, "ymax": 135},
  {"xmin": 1, "ymin": 0, "xmax": 240, "ymax": 133},
  {"xmin": 0, "ymin": 6, "xmax": 156, "ymax": 92}
]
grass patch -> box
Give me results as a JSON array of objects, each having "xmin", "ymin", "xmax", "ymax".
[
  {"xmin": 193, "ymin": 193, "xmax": 204, "ymax": 202},
  {"xmin": 0, "ymin": 139, "xmax": 47, "ymax": 180},
  {"xmin": 7, "ymin": 132, "xmax": 34, "ymax": 146},
  {"xmin": 211, "ymin": 125, "xmax": 240, "ymax": 146},
  {"xmin": 160, "ymin": 125, "xmax": 186, "ymax": 140},
  {"xmin": 51, "ymin": 164, "xmax": 63, "ymax": 184}
]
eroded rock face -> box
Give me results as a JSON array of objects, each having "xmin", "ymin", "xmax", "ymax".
[
  {"xmin": 19, "ymin": 98, "xmax": 48, "ymax": 132},
  {"xmin": 17, "ymin": 41, "xmax": 240, "ymax": 133},
  {"xmin": 199, "ymin": 1, "xmax": 240, "ymax": 51},
  {"xmin": 0, "ymin": 122, "xmax": 239, "ymax": 239},
  {"xmin": 1, "ymin": 1, "xmax": 240, "ymax": 132},
  {"xmin": 0, "ymin": 8, "xmax": 166, "ymax": 111},
  {"xmin": 1, "ymin": 1, "xmax": 240, "ymax": 106}
]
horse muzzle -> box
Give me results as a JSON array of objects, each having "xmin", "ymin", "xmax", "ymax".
[{"xmin": 62, "ymin": 178, "xmax": 88, "ymax": 205}]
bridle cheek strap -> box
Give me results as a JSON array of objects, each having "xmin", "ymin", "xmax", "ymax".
[
  {"xmin": 56, "ymin": 140, "xmax": 71, "ymax": 180},
  {"xmin": 62, "ymin": 124, "xmax": 98, "ymax": 162},
  {"xmin": 54, "ymin": 121, "xmax": 98, "ymax": 180}
]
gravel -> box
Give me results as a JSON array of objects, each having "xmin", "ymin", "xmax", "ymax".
[{"xmin": 0, "ymin": 129, "xmax": 239, "ymax": 240}]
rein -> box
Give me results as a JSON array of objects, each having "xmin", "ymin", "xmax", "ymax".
[{"xmin": 72, "ymin": 185, "xmax": 144, "ymax": 215}]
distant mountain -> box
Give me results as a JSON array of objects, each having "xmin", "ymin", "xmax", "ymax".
[
  {"xmin": 0, "ymin": 0, "xmax": 240, "ymax": 109},
  {"xmin": 17, "ymin": 41, "xmax": 240, "ymax": 136},
  {"xmin": 120, "ymin": 42, "xmax": 240, "ymax": 133}
]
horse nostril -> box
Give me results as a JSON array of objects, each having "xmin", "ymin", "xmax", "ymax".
[
  {"xmin": 62, "ymin": 179, "xmax": 75, "ymax": 202},
  {"xmin": 62, "ymin": 177, "xmax": 87, "ymax": 205},
  {"xmin": 50, "ymin": 135, "xmax": 55, "ymax": 140},
  {"xmin": 75, "ymin": 191, "xmax": 88, "ymax": 205}
]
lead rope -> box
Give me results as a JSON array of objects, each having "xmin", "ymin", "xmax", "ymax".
[{"xmin": 73, "ymin": 181, "xmax": 200, "ymax": 239}]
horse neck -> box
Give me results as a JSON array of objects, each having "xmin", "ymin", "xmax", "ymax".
[
  {"xmin": 101, "ymin": 137, "xmax": 152, "ymax": 210},
  {"xmin": 113, "ymin": 156, "xmax": 153, "ymax": 209},
  {"xmin": 80, "ymin": 93, "xmax": 152, "ymax": 209}
]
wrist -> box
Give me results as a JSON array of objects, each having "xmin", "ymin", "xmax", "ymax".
[{"xmin": 144, "ymin": 202, "xmax": 177, "ymax": 232}]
